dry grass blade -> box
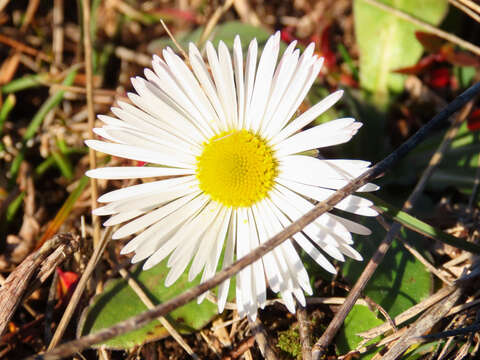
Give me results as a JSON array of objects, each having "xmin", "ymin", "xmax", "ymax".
[
  {"xmin": 382, "ymin": 288, "xmax": 463, "ymax": 360},
  {"xmin": 29, "ymin": 81, "xmax": 480, "ymax": 360},
  {"xmin": 449, "ymin": 0, "xmax": 480, "ymax": 23},
  {"xmin": 82, "ymin": 0, "xmax": 100, "ymax": 247},
  {"xmin": 198, "ymin": 0, "xmax": 234, "ymax": 47}
]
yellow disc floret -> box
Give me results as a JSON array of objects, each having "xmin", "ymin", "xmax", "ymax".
[{"xmin": 196, "ymin": 130, "xmax": 277, "ymax": 208}]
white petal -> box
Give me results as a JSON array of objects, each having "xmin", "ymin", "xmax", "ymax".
[
  {"xmin": 98, "ymin": 176, "xmax": 196, "ymax": 203},
  {"xmin": 85, "ymin": 140, "xmax": 195, "ymax": 169},
  {"xmin": 104, "ymin": 209, "xmax": 145, "ymax": 227},
  {"xmin": 233, "ymin": 36, "xmax": 245, "ymax": 129},
  {"xmin": 218, "ymin": 212, "xmax": 236, "ymax": 313},
  {"xmin": 249, "ymin": 32, "xmax": 280, "ymax": 132},
  {"xmin": 274, "ymin": 120, "xmax": 362, "ymax": 156},
  {"xmin": 243, "ymin": 38, "xmax": 258, "ymax": 130},
  {"xmin": 189, "ymin": 43, "xmax": 228, "ymax": 131},
  {"xmin": 113, "ymin": 191, "xmax": 200, "ymax": 239},
  {"xmin": 86, "ymin": 167, "xmax": 194, "ymax": 180},
  {"xmin": 270, "ymin": 90, "xmax": 344, "ymax": 145}
]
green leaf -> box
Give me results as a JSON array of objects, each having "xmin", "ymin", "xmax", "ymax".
[
  {"xmin": 354, "ymin": 0, "xmax": 449, "ymax": 100},
  {"xmin": 342, "ymin": 219, "xmax": 432, "ymax": 318},
  {"xmin": 337, "ymin": 216, "xmax": 433, "ymax": 353},
  {"xmin": 336, "ymin": 305, "xmax": 383, "ymax": 358},
  {"xmin": 364, "ymin": 194, "xmax": 480, "ymax": 254},
  {"xmin": 78, "ymin": 259, "xmax": 231, "ymax": 349}
]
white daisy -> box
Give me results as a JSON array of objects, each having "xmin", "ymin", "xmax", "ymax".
[{"xmin": 86, "ymin": 32, "xmax": 378, "ymax": 320}]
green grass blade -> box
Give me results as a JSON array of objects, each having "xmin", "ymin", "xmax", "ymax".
[
  {"xmin": 8, "ymin": 69, "xmax": 77, "ymax": 183},
  {"xmin": 364, "ymin": 193, "xmax": 480, "ymax": 254}
]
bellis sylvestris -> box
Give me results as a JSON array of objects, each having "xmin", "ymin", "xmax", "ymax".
[{"xmin": 86, "ymin": 32, "xmax": 378, "ymax": 320}]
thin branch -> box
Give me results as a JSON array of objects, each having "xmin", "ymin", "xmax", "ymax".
[
  {"xmin": 297, "ymin": 305, "xmax": 312, "ymax": 360},
  {"xmin": 198, "ymin": 0, "xmax": 234, "ymax": 47},
  {"xmin": 456, "ymin": 0, "xmax": 480, "ymax": 15},
  {"xmin": 449, "ymin": 0, "xmax": 480, "ymax": 23},
  {"xmin": 311, "ymin": 99, "xmax": 475, "ymax": 359},
  {"xmin": 361, "ymin": 0, "xmax": 480, "ymax": 57},
  {"xmin": 32, "ymin": 82, "xmax": 480, "ymax": 360},
  {"xmin": 82, "ymin": 0, "xmax": 101, "ymax": 247}
]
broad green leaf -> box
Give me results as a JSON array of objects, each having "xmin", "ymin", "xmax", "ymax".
[
  {"xmin": 78, "ymin": 259, "xmax": 232, "ymax": 349},
  {"xmin": 354, "ymin": 0, "xmax": 449, "ymax": 100},
  {"xmin": 389, "ymin": 122, "xmax": 480, "ymax": 198},
  {"xmin": 342, "ymin": 218, "xmax": 432, "ymax": 319},
  {"xmin": 336, "ymin": 305, "xmax": 383, "ymax": 358}
]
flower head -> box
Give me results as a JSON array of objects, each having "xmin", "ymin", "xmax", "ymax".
[{"xmin": 86, "ymin": 32, "xmax": 378, "ymax": 320}]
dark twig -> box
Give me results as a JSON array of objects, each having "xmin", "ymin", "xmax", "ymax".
[
  {"xmin": 31, "ymin": 82, "xmax": 480, "ymax": 360},
  {"xmin": 311, "ymin": 99, "xmax": 474, "ymax": 359},
  {"xmin": 297, "ymin": 305, "xmax": 312, "ymax": 360},
  {"xmin": 248, "ymin": 317, "xmax": 278, "ymax": 359}
]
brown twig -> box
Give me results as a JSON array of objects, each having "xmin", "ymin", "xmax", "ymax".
[
  {"xmin": 311, "ymin": 100, "xmax": 474, "ymax": 359},
  {"xmin": 0, "ymin": 34, "xmax": 50, "ymax": 61},
  {"xmin": 248, "ymin": 317, "xmax": 278, "ymax": 359},
  {"xmin": 297, "ymin": 305, "xmax": 312, "ymax": 360},
  {"xmin": 198, "ymin": 0, "xmax": 234, "ymax": 47},
  {"xmin": 361, "ymin": 0, "xmax": 480, "ymax": 57},
  {"xmin": 160, "ymin": 20, "xmax": 189, "ymax": 61},
  {"xmin": 82, "ymin": 0, "xmax": 101, "ymax": 247},
  {"xmin": 31, "ymin": 82, "xmax": 480, "ymax": 360},
  {"xmin": 449, "ymin": 0, "xmax": 480, "ymax": 23}
]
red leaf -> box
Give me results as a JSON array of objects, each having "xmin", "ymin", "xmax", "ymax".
[
  {"xmin": 56, "ymin": 268, "xmax": 79, "ymax": 298},
  {"xmin": 280, "ymin": 27, "xmax": 295, "ymax": 43},
  {"xmin": 428, "ymin": 67, "xmax": 450, "ymax": 88},
  {"xmin": 317, "ymin": 26, "xmax": 336, "ymax": 69},
  {"xmin": 394, "ymin": 54, "xmax": 442, "ymax": 75},
  {"xmin": 415, "ymin": 31, "xmax": 445, "ymax": 53},
  {"xmin": 468, "ymin": 108, "xmax": 480, "ymax": 131}
]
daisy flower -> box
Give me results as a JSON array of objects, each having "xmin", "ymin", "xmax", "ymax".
[{"xmin": 86, "ymin": 32, "xmax": 378, "ymax": 320}]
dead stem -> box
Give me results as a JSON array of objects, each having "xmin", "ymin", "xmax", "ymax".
[{"xmin": 81, "ymin": 0, "xmax": 101, "ymax": 247}]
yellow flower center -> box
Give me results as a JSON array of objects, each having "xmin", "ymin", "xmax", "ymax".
[{"xmin": 196, "ymin": 130, "xmax": 277, "ymax": 208}]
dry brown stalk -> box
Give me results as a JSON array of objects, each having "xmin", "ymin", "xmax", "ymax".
[{"xmin": 82, "ymin": 0, "xmax": 101, "ymax": 247}]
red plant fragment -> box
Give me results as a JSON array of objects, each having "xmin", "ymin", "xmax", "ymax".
[
  {"xmin": 280, "ymin": 27, "xmax": 295, "ymax": 43},
  {"xmin": 394, "ymin": 54, "xmax": 443, "ymax": 75},
  {"xmin": 314, "ymin": 25, "xmax": 336, "ymax": 69},
  {"xmin": 468, "ymin": 108, "xmax": 480, "ymax": 131},
  {"xmin": 56, "ymin": 268, "xmax": 79, "ymax": 298},
  {"xmin": 415, "ymin": 31, "xmax": 445, "ymax": 53},
  {"xmin": 428, "ymin": 67, "xmax": 450, "ymax": 88}
]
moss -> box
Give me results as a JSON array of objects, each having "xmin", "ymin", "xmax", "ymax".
[{"xmin": 277, "ymin": 327, "xmax": 302, "ymax": 360}]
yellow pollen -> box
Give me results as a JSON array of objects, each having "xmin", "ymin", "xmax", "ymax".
[{"xmin": 196, "ymin": 129, "xmax": 277, "ymax": 208}]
